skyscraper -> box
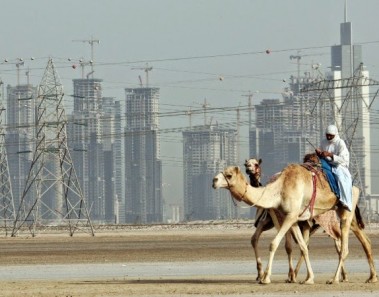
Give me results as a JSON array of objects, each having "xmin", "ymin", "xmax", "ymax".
[
  {"xmin": 330, "ymin": 6, "xmax": 371, "ymax": 196},
  {"xmin": 124, "ymin": 87, "xmax": 162, "ymax": 223},
  {"xmin": 71, "ymin": 78, "xmax": 105, "ymax": 220},
  {"xmin": 183, "ymin": 126, "xmax": 238, "ymax": 220},
  {"xmin": 249, "ymin": 72, "xmax": 322, "ymax": 182},
  {"xmin": 102, "ymin": 97, "xmax": 124, "ymax": 223},
  {"xmin": 5, "ymin": 84, "xmax": 37, "ymax": 210}
]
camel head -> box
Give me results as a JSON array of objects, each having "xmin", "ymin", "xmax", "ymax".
[
  {"xmin": 303, "ymin": 153, "xmax": 320, "ymax": 164},
  {"xmin": 212, "ymin": 166, "xmax": 248, "ymax": 190},
  {"xmin": 244, "ymin": 158, "xmax": 262, "ymax": 176},
  {"xmin": 213, "ymin": 166, "xmax": 255, "ymax": 205}
]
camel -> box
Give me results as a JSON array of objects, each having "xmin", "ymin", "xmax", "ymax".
[
  {"xmin": 212, "ymin": 163, "xmax": 378, "ymax": 284},
  {"xmin": 245, "ymin": 158, "xmax": 297, "ymax": 282},
  {"xmin": 244, "ymin": 157, "xmax": 376, "ymax": 283}
]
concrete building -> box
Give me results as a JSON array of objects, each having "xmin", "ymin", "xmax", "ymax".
[
  {"xmin": 102, "ymin": 97, "xmax": 124, "ymax": 223},
  {"xmin": 183, "ymin": 125, "xmax": 238, "ymax": 221},
  {"xmin": 5, "ymin": 84, "xmax": 37, "ymax": 209},
  {"xmin": 70, "ymin": 78, "xmax": 105, "ymax": 221},
  {"xmin": 330, "ymin": 11, "xmax": 371, "ymax": 197},
  {"xmin": 124, "ymin": 87, "xmax": 162, "ymax": 223},
  {"xmin": 249, "ymin": 73, "xmax": 323, "ymax": 182}
]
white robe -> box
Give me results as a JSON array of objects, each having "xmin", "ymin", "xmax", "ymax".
[{"xmin": 320, "ymin": 136, "xmax": 352, "ymax": 211}]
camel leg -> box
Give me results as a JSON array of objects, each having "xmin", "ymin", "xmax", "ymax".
[
  {"xmin": 293, "ymin": 222, "xmax": 311, "ymax": 278},
  {"xmin": 290, "ymin": 223, "xmax": 315, "ymax": 284},
  {"xmin": 260, "ymin": 216, "xmax": 303, "ymax": 284},
  {"xmin": 350, "ymin": 219, "xmax": 378, "ymax": 283},
  {"xmin": 251, "ymin": 218, "xmax": 268, "ymax": 281},
  {"xmin": 332, "ymin": 238, "xmax": 348, "ymax": 281},
  {"xmin": 327, "ymin": 209, "xmax": 353, "ymax": 284},
  {"xmin": 284, "ymin": 231, "xmax": 296, "ymax": 283}
]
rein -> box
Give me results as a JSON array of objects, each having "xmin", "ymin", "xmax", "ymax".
[{"xmin": 299, "ymin": 164, "xmax": 318, "ymax": 217}]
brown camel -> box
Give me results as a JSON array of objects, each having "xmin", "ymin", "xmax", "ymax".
[
  {"xmin": 244, "ymin": 157, "xmax": 376, "ymax": 283},
  {"xmin": 212, "ymin": 163, "xmax": 377, "ymax": 284}
]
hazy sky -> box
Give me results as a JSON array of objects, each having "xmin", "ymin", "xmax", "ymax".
[{"xmin": 1, "ymin": 0, "xmax": 379, "ymax": 203}]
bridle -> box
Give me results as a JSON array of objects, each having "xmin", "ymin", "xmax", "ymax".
[{"xmin": 221, "ymin": 171, "xmax": 249, "ymax": 205}]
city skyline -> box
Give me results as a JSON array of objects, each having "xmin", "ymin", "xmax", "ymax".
[{"xmin": 0, "ymin": 0, "xmax": 379, "ymax": 209}]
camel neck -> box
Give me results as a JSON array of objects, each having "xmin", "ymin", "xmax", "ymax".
[{"xmin": 243, "ymin": 183, "xmax": 280, "ymax": 209}]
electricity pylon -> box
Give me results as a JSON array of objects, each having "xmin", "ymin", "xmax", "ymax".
[
  {"xmin": 0, "ymin": 84, "xmax": 16, "ymax": 235},
  {"xmin": 12, "ymin": 58, "xmax": 94, "ymax": 236},
  {"xmin": 301, "ymin": 63, "xmax": 379, "ymax": 219}
]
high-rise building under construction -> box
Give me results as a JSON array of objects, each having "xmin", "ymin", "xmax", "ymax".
[
  {"xmin": 70, "ymin": 78, "xmax": 105, "ymax": 221},
  {"xmin": 5, "ymin": 84, "xmax": 37, "ymax": 210},
  {"xmin": 124, "ymin": 87, "xmax": 162, "ymax": 223},
  {"xmin": 330, "ymin": 12, "xmax": 371, "ymax": 197},
  {"xmin": 182, "ymin": 126, "xmax": 238, "ymax": 220},
  {"xmin": 249, "ymin": 5, "xmax": 374, "ymax": 217}
]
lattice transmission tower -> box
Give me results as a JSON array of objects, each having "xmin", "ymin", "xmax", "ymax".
[
  {"xmin": 12, "ymin": 59, "xmax": 94, "ymax": 236},
  {"xmin": 0, "ymin": 79, "xmax": 16, "ymax": 235},
  {"xmin": 301, "ymin": 63, "xmax": 379, "ymax": 217}
]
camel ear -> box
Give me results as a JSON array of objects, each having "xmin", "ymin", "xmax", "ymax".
[
  {"xmin": 259, "ymin": 158, "xmax": 262, "ymax": 165},
  {"xmin": 234, "ymin": 166, "xmax": 240, "ymax": 173}
]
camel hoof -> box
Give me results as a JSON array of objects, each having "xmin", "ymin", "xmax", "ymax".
[
  {"xmin": 326, "ymin": 279, "xmax": 339, "ymax": 284},
  {"xmin": 285, "ymin": 278, "xmax": 297, "ymax": 283},
  {"xmin": 300, "ymin": 279, "xmax": 314, "ymax": 285},
  {"xmin": 365, "ymin": 276, "xmax": 378, "ymax": 283},
  {"xmin": 259, "ymin": 277, "xmax": 271, "ymax": 285}
]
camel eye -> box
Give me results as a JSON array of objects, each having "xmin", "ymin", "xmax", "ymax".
[{"xmin": 226, "ymin": 174, "xmax": 232, "ymax": 179}]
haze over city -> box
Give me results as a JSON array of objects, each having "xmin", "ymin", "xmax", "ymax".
[{"xmin": 1, "ymin": 0, "xmax": 379, "ymax": 213}]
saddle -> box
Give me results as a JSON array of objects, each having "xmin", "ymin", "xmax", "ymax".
[{"xmin": 302, "ymin": 153, "xmax": 340, "ymax": 198}]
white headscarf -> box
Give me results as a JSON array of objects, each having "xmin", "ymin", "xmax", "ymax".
[{"xmin": 325, "ymin": 124, "xmax": 340, "ymax": 143}]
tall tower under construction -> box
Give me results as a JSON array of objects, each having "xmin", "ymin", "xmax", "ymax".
[
  {"xmin": 102, "ymin": 97, "xmax": 124, "ymax": 223},
  {"xmin": 5, "ymin": 84, "xmax": 37, "ymax": 210},
  {"xmin": 124, "ymin": 87, "xmax": 162, "ymax": 223},
  {"xmin": 71, "ymin": 78, "xmax": 105, "ymax": 220},
  {"xmin": 183, "ymin": 125, "xmax": 238, "ymax": 221},
  {"xmin": 330, "ymin": 4, "xmax": 371, "ymax": 196}
]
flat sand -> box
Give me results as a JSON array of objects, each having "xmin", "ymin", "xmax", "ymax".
[{"xmin": 0, "ymin": 222, "xmax": 379, "ymax": 296}]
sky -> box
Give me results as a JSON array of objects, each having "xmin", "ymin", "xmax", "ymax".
[{"xmin": 1, "ymin": 0, "xmax": 379, "ymax": 205}]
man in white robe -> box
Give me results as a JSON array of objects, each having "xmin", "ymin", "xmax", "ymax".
[{"xmin": 315, "ymin": 124, "xmax": 352, "ymax": 211}]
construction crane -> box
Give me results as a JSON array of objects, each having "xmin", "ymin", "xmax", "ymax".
[
  {"xmin": 132, "ymin": 63, "xmax": 153, "ymax": 87},
  {"xmin": 72, "ymin": 37, "xmax": 100, "ymax": 78},
  {"xmin": 3, "ymin": 57, "xmax": 34, "ymax": 85}
]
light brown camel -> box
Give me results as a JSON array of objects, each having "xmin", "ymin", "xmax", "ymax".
[
  {"xmin": 212, "ymin": 164, "xmax": 377, "ymax": 284},
  {"xmin": 245, "ymin": 158, "xmax": 297, "ymax": 282},
  {"xmin": 244, "ymin": 157, "xmax": 376, "ymax": 283}
]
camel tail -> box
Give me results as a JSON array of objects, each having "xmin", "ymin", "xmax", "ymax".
[{"xmin": 355, "ymin": 206, "xmax": 365, "ymax": 229}]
